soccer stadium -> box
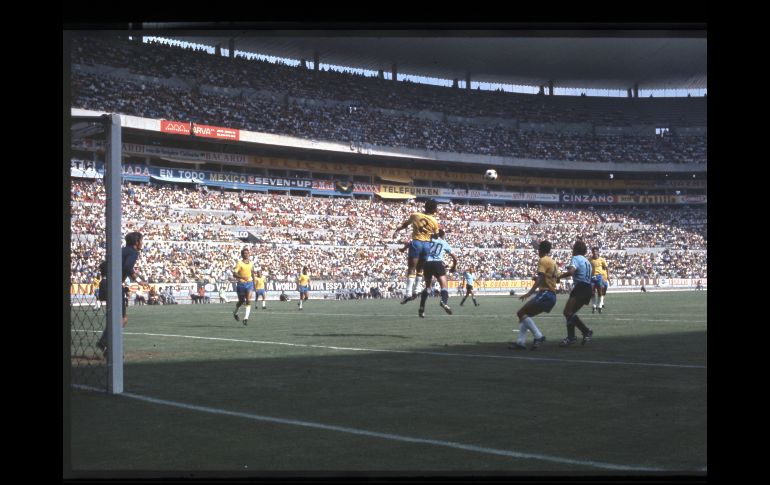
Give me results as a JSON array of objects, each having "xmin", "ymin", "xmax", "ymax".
[{"xmin": 65, "ymin": 28, "xmax": 707, "ymax": 477}]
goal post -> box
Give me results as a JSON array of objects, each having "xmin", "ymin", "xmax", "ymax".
[
  {"xmin": 69, "ymin": 112, "xmax": 123, "ymax": 394},
  {"xmin": 105, "ymin": 113, "xmax": 124, "ymax": 394}
]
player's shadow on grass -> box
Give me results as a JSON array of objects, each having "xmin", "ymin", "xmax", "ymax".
[{"xmin": 291, "ymin": 333, "xmax": 410, "ymax": 339}]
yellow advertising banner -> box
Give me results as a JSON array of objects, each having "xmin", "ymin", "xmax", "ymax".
[
  {"xmin": 376, "ymin": 191, "xmax": 415, "ymax": 199},
  {"xmin": 248, "ymin": 156, "xmax": 706, "ymax": 190}
]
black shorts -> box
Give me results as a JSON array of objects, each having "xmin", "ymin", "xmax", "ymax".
[
  {"xmin": 98, "ymin": 280, "xmax": 128, "ymax": 316},
  {"xmin": 465, "ymin": 284, "xmax": 474, "ymax": 292},
  {"xmin": 569, "ymin": 282, "xmax": 593, "ymax": 307},
  {"xmin": 423, "ymin": 261, "xmax": 447, "ymax": 281}
]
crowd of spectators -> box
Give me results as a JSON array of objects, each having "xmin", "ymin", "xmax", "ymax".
[
  {"xmin": 70, "ymin": 181, "xmax": 707, "ymax": 286},
  {"xmin": 71, "ymin": 72, "xmax": 706, "ymax": 164},
  {"xmin": 70, "ymin": 36, "xmax": 707, "ymax": 164},
  {"xmin": 71, "ymin": 36, "xmax": 707, "ymax": 126}
]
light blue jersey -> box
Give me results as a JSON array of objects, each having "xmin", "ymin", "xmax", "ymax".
[
  {"xmin": 463, "ymin": 271, "xmax": 476, "ymax": 286},
  {"xmin": 569, "ymin": 255, "xmax": 593, "ymax": 285},
  {"xmin": 426, "ymin": 238, "xmax": 452, "ymax": 262}
]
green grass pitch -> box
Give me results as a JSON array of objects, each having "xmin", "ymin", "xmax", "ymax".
[{"xmin": 67, "ymin": 290, "xmax": 706, "ymax": 476}]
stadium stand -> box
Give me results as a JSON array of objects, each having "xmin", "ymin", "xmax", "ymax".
[
  {"xmin": 70, "ymin": 181, "xmax": 707, "ymax": 289},
  {"xmin": 69, "ymin": 36, "xmax": 706, "ymax": 296},
  {"xmin": 70, "ymin": 37, "xmax": 706, "ymax": 164}
]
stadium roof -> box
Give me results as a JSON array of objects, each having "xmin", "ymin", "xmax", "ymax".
[{"xmin": 158, "ymin": 29, "xmax": 707, "ymax": 90}]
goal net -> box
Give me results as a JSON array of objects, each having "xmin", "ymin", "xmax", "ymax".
[{"xmin": 68, "ymin": 113, "xmax": 124, "ymax": 394}]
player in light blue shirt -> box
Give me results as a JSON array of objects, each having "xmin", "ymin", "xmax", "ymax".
[
  {"xmin": 418, "ymin": 230, "xmax": 458, "ymax": 318},
  {"xmin": 424, "ymin": 233, "xmax": 452, "ymax": 263},
  {"xmin": 460, "ymin": 266, "xmax": 480, "ymax": 307},
  {"xmin": 557, "ymin": 240, "xmax": 595, "ymax": 346}
]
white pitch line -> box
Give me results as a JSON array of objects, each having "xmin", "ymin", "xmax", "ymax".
[
  {"xmin": 121, "ymin": 331, "xmax": 706, "ymax": 369},
  {"xmin": 219, "ymin": 312, "xmax": 706, "ymax": 323},
  {"xmin": 71, "ymin": 384, "xmax": 668, "ymax": 472},
  {"xmin": 229, "ymin": 312, "xmax": 708, "ymax": 318},
  {"xmin": 607, "ymin": 318, "xmax": 705, "ymax": 323},
  {"xmin": 114, "ymin": 306, "xmax": 707, "ymax": 320}
]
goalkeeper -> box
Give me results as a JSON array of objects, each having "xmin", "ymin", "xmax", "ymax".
[{"xmin": 96, "ymin": 232, "xmax": 144, "ymax": 357}]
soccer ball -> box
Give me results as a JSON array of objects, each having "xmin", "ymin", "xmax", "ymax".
[{"xmin": 484, "ymin": 169, "xmax": 498, "ymax": 181}]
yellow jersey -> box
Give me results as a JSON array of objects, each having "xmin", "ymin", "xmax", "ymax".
[
  {"xmin": 408, "ymin": 212, "xmax": 439, "ymax": 242},
  {"xmin": 233, "ymin": 260, "xmax": 255, "ymax": 283},
  {"xmin": 254, "ymin": 276, "xmax": 266, "ymax": 290},
  {"xmin": 298, "ymin": 274, "xmax": 310, "ymax": 286},
  {"xmin": 537, "ymin": 256, "xmax": 559, "ymax": 292},
  {"xmin": 590, "ymin": 257, "xmax": 609, "ymax": 279}
]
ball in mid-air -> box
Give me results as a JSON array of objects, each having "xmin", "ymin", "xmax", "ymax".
[{"xmin": 484, "ymin": 169, "xmax": 498, "ymax": 181}]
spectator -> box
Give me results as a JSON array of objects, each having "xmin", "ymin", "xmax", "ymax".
[
  {"xmin": 134, "ymin": 285, "xmax": 147, "ymax": 305},
  {"xmin": 198, "ymin": 286, "xmax": 210, "ymax": 304},
  {"xmin": 148, "ymin": 286, "xmax": 161, "ymax": 305}
]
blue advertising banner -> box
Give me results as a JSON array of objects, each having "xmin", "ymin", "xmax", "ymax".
[{"xmin": 83, "ymin": 162, "xmax": 316, "ymax": 190}]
